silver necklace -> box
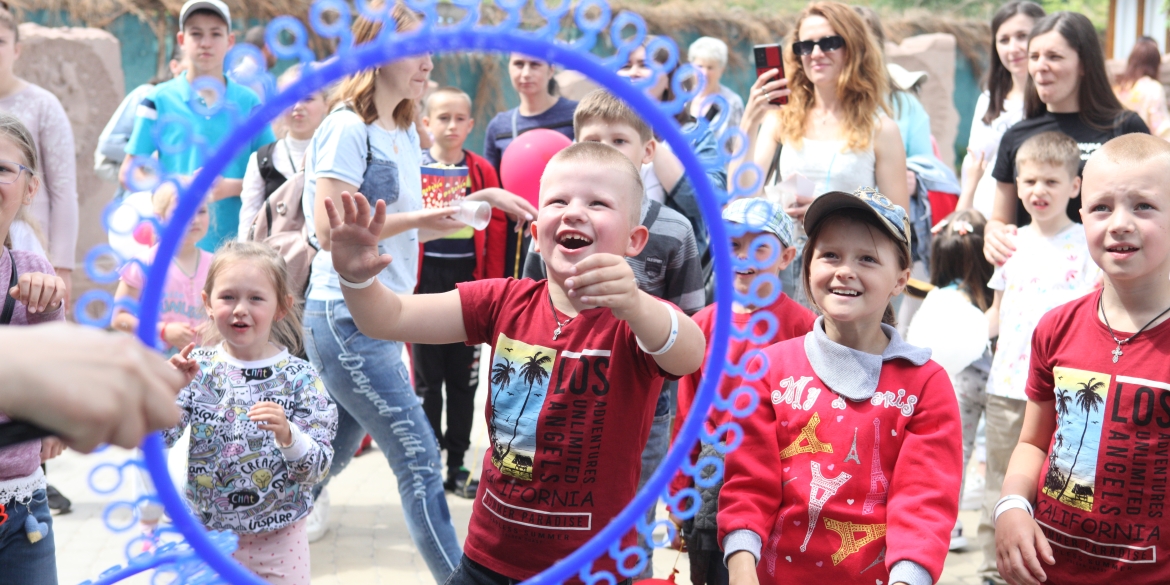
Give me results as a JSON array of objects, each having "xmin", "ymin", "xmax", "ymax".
[
  {"xmin": 548, "ymin": 292, "xmax": 573, "ymax": 341},
  {"xmin": 1098, "ymin": 291, "xmax": 1170, "ymax": 363}
]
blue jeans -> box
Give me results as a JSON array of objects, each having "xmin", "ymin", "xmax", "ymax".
[
  {"xmin": 635, "ymin": 383, "xmax": 674, "ymax": 579},
  {"xmin": 304, "ymin": 299, "xmax": 461, "ymax": 582},
  {"xmin": 0, "ymin": 489, "xmax": 57, "ymax": 585}
]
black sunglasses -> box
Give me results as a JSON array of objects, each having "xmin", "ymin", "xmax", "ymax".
[{"xmin": 792, "ymin": 35, "xmax": 846, "ymax": 56}]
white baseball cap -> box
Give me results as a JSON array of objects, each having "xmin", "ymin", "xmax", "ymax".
[{"xmin": 180, "ymin": 0, "xmax": 231, "ymax": 31}]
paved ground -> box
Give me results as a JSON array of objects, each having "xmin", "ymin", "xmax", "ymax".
[{"xmin": 48, "ymin": 349, "xmax": 991, "ymax": 584}]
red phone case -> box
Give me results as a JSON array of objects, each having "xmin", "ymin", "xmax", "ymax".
[{"xmin": 753, "ymin": 44, "xmax": 787, "ymax": 106}]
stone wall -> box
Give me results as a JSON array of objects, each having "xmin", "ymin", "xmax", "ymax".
[{"xmin": 15, "ymin": 23, "xmax": 125, "ymax": 302}]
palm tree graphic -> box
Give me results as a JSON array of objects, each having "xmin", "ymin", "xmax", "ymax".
[
  {"xmin": 1057, "ymin": 378, "xmax": 1105, "ymax": 502},
  {"xmin": 488, "ymin": 359, "xmax": 516, "ymax": 447},
  {"xmin": 504, "ymin": 352, "xmax": 552, "ymax": 460}
]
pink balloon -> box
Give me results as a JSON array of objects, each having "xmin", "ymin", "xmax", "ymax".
[
  {"xmin": 133, "ymin": 222, "xmax": 154, "ymax": 245},
  {"xmin": 500, "ymin": 128, "xmax": 572, "ymax": 208}
]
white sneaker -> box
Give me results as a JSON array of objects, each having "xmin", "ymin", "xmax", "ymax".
[
  {"xmin": 949, "ymin": 519, "xmax": 968, "ymax": 551},
  {"xmin": 307, "ymin": 488, "xmax": 330, "ymax": 543}
]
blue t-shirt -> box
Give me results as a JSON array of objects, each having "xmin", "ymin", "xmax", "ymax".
[
  {"xmin": 482, "ymin": 97, "xmax": 578, "ymax": 171},
  {"xmin": 125, "ymin": 73, "xmax": 275, "ymax": 252},
  {"xmin": 892, "ymin": 92, "xmax": 934, "ymax": 160},
  {"xmin": 303, "ymin": 108, "xmax": 424, "ymax": 301}
]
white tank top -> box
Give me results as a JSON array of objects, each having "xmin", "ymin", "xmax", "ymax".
[{"xmin": 777, "ymin": 137, "xmax": 877, "ymax": 197}]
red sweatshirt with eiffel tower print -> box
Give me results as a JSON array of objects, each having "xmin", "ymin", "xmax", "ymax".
[{"xmin": 718, "ymin": 331, "xmax": 962, "ymax": 585}]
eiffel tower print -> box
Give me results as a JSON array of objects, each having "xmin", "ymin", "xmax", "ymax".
[
  {"xmin": 863, "ymin": 418, "xmax": 889, "ymax": 514},
  {"xmin": 844, "ymin": 427, "xmax": 860, "ymax": 464},
  {"xmin": 799, "ymin": 461, "xmax": 852, "ymax": 552},
  {"xmin": 824, "ymin": 517, "xmax": 886, "ymax": 565},
  {"xmin": 780, "ymin": 412, "xmax": 834, "ymax": 459}
]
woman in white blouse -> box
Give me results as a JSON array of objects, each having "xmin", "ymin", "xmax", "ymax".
[{"xmin": 957, "ymin": 1, "xmax": 1046, "ymax": 217}]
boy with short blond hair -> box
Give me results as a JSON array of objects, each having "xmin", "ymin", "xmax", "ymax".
[
  {"xmin": 416, "ymin": 86, "xmax": 504, "ymax": 497},
  {"xmin": 978, "ymin": 131, "xmax": 1102, "ymax": 581},
  {"xmin": 524, "ymin": 89, "xmax": 706, "ymax": 576},
  {"xmin": 996, "ymin": 133, "xmax": 1170, "ymax": 585},
  {"xmin": 326, "ymin": 141, "xmax": 705, "ymax": 584}
]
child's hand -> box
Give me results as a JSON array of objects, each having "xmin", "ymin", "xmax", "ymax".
[
  {"xmin": 324, "ymin": 192, "xmax": 393, "ymax": 285},
  {"xmin": 667, "ymin": 512, "xmax": 686, "ymax": 551},
  {"xmin": 996, "ymin": 509, "xmax": 1055, "ymax": 585},
  {"xmin": 10, "ymin": 271, "xmax": 66, "ymax": 314},
  {"xmin": 40, "ymin": 436, "xmax": 64, "ymax": 462},
  {"xmin": 564, "ymin": 253, "xmax": 641, "ymax": 320},
  {"xmin": 248, "ymin": 401, "xmax": 292, "ymax": 447},
  {"xmin": 727, "ymin": 551, "xmax": 760, "ymax": 585},
  {"xmin": 168, "ymin": 343, "xmax": 200, "ymax": 385},
  {"xmin": 161, "ymin": 322, "xmax": 196, "ymax": 349}
]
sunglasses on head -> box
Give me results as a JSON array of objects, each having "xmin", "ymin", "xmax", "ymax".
[{"xmin": 792, "ymin": 35, "xmax": 846, "ymax": 56}]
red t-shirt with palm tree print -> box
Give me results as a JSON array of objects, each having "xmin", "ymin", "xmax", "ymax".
[
  {"xmin": 1026, "ymin": 292, "xmax": 1170, "ymax": 584},
  {"xmin": 457, "ymin": 277, "xmax": 674, "ymax": 581}
]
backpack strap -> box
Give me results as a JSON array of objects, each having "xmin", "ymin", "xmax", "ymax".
[
  {"xmin": 256, "ymin": 141, "xmax": 286, "ymax": 199},
  {"xmin": 1, "ymin": 248, "xmax": 18, "ymax": 326}
]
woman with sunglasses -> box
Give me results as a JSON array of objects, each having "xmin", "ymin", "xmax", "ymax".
[
  {"xmin": 983, "ymin": 11, "xmax": 1148, "ymax": 265},
  {"xmin": 734, "ymin": 1, "xmax": 908, "ymax": 308}
]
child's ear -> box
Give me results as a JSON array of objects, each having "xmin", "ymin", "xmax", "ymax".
[
  {"xmin": 530, "ymin": 219, "xmax": 541, "ymax": 253},
  {"xmin": 422, "ymin": 116, "xmax": 431, "ymax": 127},
  {"xmin": 642, "ymin": 139, "xmax": 656, "ymax": 166},
  {"xmin": 625, "ymin": 224, "xmax": 650, "ymax": 257},
  {"xmin": 23, "ymin": 174, "xmax": 39, "ymax": 205},
  {"xmin": 775, "ymin": 245, "xmax": 798, "ymax": 271},
  {"xmin": 890, "ymin": 265, "xmax": 912, "ymax": 299},
  {"xmin": 274, "ymin": 294, "xmax": 292, "ymax": 322},
  {"xmin": 467, "ymin": 118, "xmax": 475, "ymax": 132},
  {"xmin": 202, "ymin": 290, "xmax": 212, "ymax": 313},
  {"xmin": 227, "ymin": 32, "xmax": 235, "ymax": 48},
  {"xmin": 1072, "ymin": 175, "xmax": 1083, "ymax": 198}
]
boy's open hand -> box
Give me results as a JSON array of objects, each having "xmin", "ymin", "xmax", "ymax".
[
  {"xmin": 564, "ymin": 253, "xmax": 641, "ymax": 320},
  {"xmin": 168, "ymin": 343, "xmax": 200, "ymax": 386},
  {"xmin": 996, "ymin": 509, "xmax": 1055, "ymax": 585},
  {"xmin": 10, "ymin": 271, "xmax": 66, "ymax": 314},
  {"xmin": 248, "ymin": 401, "xmax": 292, "ymax": 447},
  {"xmin": 325, "ymin": 192, "xmax": 393, "ymax": 285}
]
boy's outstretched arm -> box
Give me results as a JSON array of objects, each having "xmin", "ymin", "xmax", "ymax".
[
  {"xmin": 565, "ymin": 253, "xmax": 704, "ymax": 376},
  {"xmin": 325, "ymin": 193, "xmax": 469, "ymax": 345},
  {"xmin": 996, "ymin": 399, "xmax": 1058, "ymax": 585}
]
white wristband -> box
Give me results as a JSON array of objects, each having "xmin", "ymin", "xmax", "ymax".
[
  {"xmin": 338, "ymin": 273, "xmax": 376, "ymax": 289},
  {"xmin": 993, "ymin": 494, "xmax": 1034, "ymax": 523},
  {"xmin": 637, "ymin": 300, "xmax": 679, "ymax": 356}
]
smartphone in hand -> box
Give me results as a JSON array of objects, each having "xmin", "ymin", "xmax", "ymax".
[{"xmin": 753, "ymin": 44, "xmax": 787, "ymax": 106}]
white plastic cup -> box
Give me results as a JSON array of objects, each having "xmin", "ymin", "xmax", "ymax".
[{"xmin": 454, "ymin": 200, "xmax": 491, "ymax": 230}]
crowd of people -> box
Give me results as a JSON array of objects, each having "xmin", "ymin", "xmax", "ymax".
[{"xmin": 2, "ymin": 1, "xmax": 1170, "ymax": 585}]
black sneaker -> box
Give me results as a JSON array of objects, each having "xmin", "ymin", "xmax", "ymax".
[
  {"xmin": 446, "ymin": 467, "xmax": 479, "ymax": 499},
  {"xmin": 46, "ymin": 484, "xmax": 71, "ymax": 514}
]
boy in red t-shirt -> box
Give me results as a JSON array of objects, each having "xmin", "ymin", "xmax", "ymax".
[
  {"xmin": 324, "ymin": 141, "xmax": 705, "ymax": 583},
  {"xmin": 996, "ymin": 134, "xmax": 1170, "ymax": 585},
  {"xmin": 669, "ymin": 197, "xmax": 815, "ymax": 585}
]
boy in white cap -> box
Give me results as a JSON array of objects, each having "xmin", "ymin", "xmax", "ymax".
[{"xmin": 124, "ymin": 0, "xmax": 276, "ymax": 253}]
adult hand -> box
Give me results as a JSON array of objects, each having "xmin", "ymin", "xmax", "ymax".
[
  {"xmin": 0, "ymin": 323, "xmax": 185, "ymax": 452},
  {"xmin": 248, "ymin": 401, "xmax": 292, "ymax": 447},
  {"xmin": 412, "ymin": 206, "xmax": 465, "ymax": 233},
  {"xmin": 741, "ymin": 69, "xmax": 788, "ymax": 133},
  {"xmin": 324, "ymin": 192, "xmax": 394, "ymax": 284},
  {"xmin": 785, "ymin": 193, "xmax": 815, "ymax": 224},
  {"xmin": 962, "ymin": 149, "xmax": 988, "ymax": 195},
  {"xmin": 564, "ymin": 253, "xmax": 642, "ymax": 320},
  {"xmin": 996, "ymin": 508, "xmax": 1054, "ymax": 585},
  {"xmin": 9, "ymin": 271, "xmax": 66, "ymax": 314},
  {"xmin": 984, "ymin": 220, "xmax": 1018, "ymax": 266}
]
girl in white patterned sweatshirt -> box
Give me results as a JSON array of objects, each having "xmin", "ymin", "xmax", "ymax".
[{"xmin": 168, "ymin": 241, "xmax": 336, "ymax": 585}]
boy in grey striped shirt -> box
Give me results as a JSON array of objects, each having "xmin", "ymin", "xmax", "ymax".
[{"xmin": 521, "ymin": 89, "xmax": 704, "ymax": 576}]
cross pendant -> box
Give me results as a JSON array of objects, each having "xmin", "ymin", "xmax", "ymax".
[
  {"xmin": 553, "ymin": 326, "xmax": 562, "ymax": 341},
  {"xmin": 1112, "ymin": 344, "xmax": 1123, "ymax": 363}
]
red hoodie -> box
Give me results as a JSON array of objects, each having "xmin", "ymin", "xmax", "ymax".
[{"xmin": 718, "ymin": 334, "xmax": 961, "ymax": 584}]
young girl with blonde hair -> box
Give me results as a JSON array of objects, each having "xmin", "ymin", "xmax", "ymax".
[{"xmin": 168, "ymin": 241, "xmax": 336, "ymax": 585}]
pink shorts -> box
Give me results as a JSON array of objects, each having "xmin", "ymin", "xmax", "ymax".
[{"xmin": 232, "ymin": 517, "xmax": 310, "ymax": 585}]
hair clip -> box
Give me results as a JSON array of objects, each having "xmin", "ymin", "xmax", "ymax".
[
  {"xmin": 930, "ymin": 219, "xmax": 948, "ymax": 235},
  {"xmin": 952, "ymin": 220, "xmax": 974, "ymax": 236}
]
